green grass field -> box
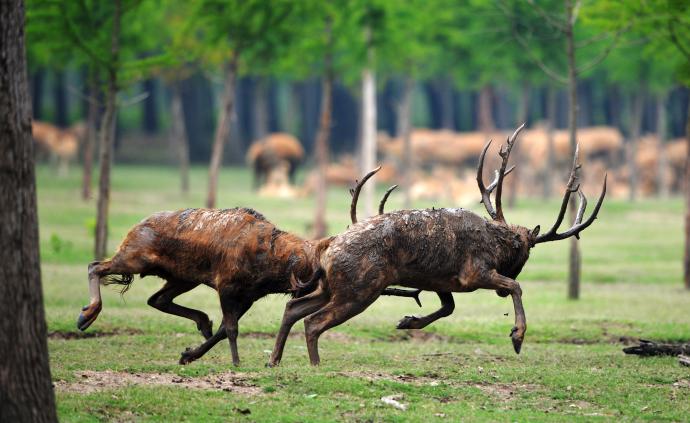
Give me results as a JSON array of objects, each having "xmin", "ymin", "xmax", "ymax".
[{"xmin": 40, "ymin": 165, "xmax": 690, "ymax": 421}]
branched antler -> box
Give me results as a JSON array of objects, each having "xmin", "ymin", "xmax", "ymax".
[
  {"xmin": 477, "ymin": 124, "xmax": 525, "ymax": 222},
  {"xmin": 535, "ymin": 144, "xmax": 607, "ymax": 244}
]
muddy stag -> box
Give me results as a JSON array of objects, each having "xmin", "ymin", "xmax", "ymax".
[
  {"xmin": 78, "ymin": 206, "xmax": 419, "ymax": 366},
  {"xmin": 268, "ymin": 124, "xmax": 607, "ymax": 366}
]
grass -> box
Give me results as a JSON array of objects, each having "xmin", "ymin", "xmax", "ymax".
[{"xmin": 40, "ymin": 164, "xmax": 690, "ymax": 421}]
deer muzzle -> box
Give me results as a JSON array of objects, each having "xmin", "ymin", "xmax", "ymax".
[{"xmin": 77, "ymin": 274, "xmax": 103, "ymax": 331}]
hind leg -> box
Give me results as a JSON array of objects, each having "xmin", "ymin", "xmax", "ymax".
[
  {"xmin": 303, "ymin": 294, "xmax": 380, "ymax": 366},
  {"xmin": 267, "ymin": 285, "xmax": 329, "ymax": 367},
  {"xmin": 396, "ymin": 292, "xmax": 455, "ymax": 330},
  {"xmin": 217, "ymin": 297, "xmax": 254, "ymax": 366},
  {"xmin": 147, "ymin": 280, "xmax": 212, "ymax": 339}
]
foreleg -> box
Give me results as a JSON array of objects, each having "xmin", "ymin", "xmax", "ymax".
[{"xmin": 483, "ymin": 270, "xmax": 526, "ymax": 354}]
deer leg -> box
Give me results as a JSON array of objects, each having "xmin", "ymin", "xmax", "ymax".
[
  {"xmin": 396, "ymin": 292, "xmax": 455, "ymax": 330},
  {"xmin": 303, "ymin": 294, "xmax": 380, "ymax": 366},
  {"xmin": 220, "ymin": 298, "xmax": 254, "ymax": 366},
  {"xmin": 267, "ymin": 285, "xmax": 329, "ymax": 367},
  {"xmin": 483, "ymin": 271, "xmax": 526, "ymax": 354},
  {"xmin": 147, "ymin": 280, "xmax": 213, "ymax": 339}
]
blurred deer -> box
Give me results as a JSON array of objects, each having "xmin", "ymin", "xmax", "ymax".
[{"xmin": 32, "ymin": 121, "xmax": 84, "ymax": 176}]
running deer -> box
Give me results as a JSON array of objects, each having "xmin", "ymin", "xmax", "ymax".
[
  {"xmin": 268, "ymin": 124, "xmax": 607, "ymax": 366},
  {"xmin": 78, "ymin": 198, "xmax": 419, "ymax": 366}
]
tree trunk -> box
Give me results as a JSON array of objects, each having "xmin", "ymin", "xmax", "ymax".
[
  {"xmin": 0, "ymin": 1, "xmax": 58, "ymax": 420},
  {"xmin": 543, "ymin": 86, "xmax": 557, "ymax": 199},
  {"xmin": 684, "ymin": 100, "xmax": 690, "ymax": 290},
  {"xmin": 656, "ymin": 92, "xmax": 668, "ymax": 197},
  {"xmin": 252, "ymin": 77, "xmax": 268, "ymax": 142},
  {"xmin": 478, "ymin": 85, "xmax": 495, "ymax": 134},
  {"xmin": 508, "ymin": 83, "xmax": 530, "ymax": 208},
  {"xmin": 313, "ymin": 20, "xmax": 333, "ymax": 239},
  {"xmin": 94, "ymin": 0, "xmax": 120, "ymax": 261},
  {"xmin": 171, "ymin": 83, "xmax": 190, "ymax": 194},
  {"xmin": 360, "ymin": 29, "xmax": 376, "ymax": 217},
  {"xmin": 398, "ymin": 77, "xmax": 413, "ymax": 209},
  {"xmin": 81, "ymin": 70, "xmax": 98, "ymax": 200},
  {"xmin": 439, "ymin": 78, "xmax": 454, "ymax": 130},
  {"xmin": 206, "ymin": 54, "xmax": 238, "ymax": 209},
  {"xmin": 141, "ymin": 78, "xmax": 158, "ymax": 134},
  {"xmin": 628, "ymin": 91, "xmax": 644, "ymax": 202},
  {"xmin": 53, "ymin": 69, "xmax": 67, "ymax": 127},
  {"xmin": 566, "ymin": 0, "xmax": 581, "ymax": 300}
]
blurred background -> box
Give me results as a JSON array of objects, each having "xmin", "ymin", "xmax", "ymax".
[{"xmin": 24, "ymin": 0, "xmax": 690, "ymax": 296}]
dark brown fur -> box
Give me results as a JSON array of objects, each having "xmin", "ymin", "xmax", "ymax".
[{"xmin": 268, "ymin": 124, "xmax": 606, "ymax": 366}]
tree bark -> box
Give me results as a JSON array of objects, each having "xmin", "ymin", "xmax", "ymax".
[
  {"xmin": 81, "ymin": 70, "xmax": 98, "ymax": 200},
  {"xmin": 94, "ymin": 0, "xmax": 120, "ymax": 261},
  {"xmin": 656, "ymin": 92, "xmax": 668, "ymax": 197},
  {"xmin": 313, "ymin": 20, "xmax": 333, "ymax": 239},
  {"xmin": 566, "ymin": 0, "xmax": 581, "ymax": 300},
  {"xmin": 508, "ymin": 83, "xmax": 530, "ymax": 208},
  {"xmin": 0, "ymin": 1, "xmax": 58, "ymax": 420},
  {"xmin": 543, "ymin": 86, "xmax": 557, "ymax": 199},
  {"xmin": 171, "ymin": 83, "xmax": 190, "ymax": 194},
  {"xmin": 206, "ymin": 54, "xmax": 238, "ymax": 209},
  {"xmin": 627, "ymin": 91, "xmax": 644, "ymax": 202},
  {"xmin": 397, "ymin": 77, "xmax": 413, "ymax": 209},
  {"xmin": 360, "ymin": 28, "xmax": 376, "ymax": 217},
  {"xmin": 478, "ymin": 85, "xmax": 495, "ymax": 134}
]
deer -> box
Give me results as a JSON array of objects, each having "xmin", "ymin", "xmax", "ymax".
[
  {"xmin": 77, "ymin": 197, "xmax": 420, "ymax": 366},
  {"xmin": 268, "ymin": 123, "xmax": 607, "ymax": 366}
]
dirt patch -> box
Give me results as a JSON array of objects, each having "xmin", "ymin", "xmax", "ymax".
[
  {"xmin": 54, "ymin": 370, "xmax": 261, "ymax": 395},
  {"xmin": 386, "ymin": 330, "xmax": 454, "ymax": 343},
  {"xmin": 48, "ymin": 328, "xmax": 144, "ymax": 340},
  {"xmin": 338, "ymin": 370, "xmax": 540, "ymax": 401}
]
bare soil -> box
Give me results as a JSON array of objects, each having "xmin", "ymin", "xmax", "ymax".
[{"xmin": 54, "ymin": 370, "xmax": 261, "ymax": 395}]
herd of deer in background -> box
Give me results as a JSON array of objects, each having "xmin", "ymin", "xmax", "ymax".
[{"xmin": 30, "ymin": 118, "xmax": 677, "ymax": 203}]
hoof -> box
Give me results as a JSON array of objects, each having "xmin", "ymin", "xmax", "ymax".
[
  {"xmin": 396, "ymin": 315, "xmax": 421, "ymax": 330},
  {"xmin": 179, "ymin": 348, "xmax": 198, "ymax": 365},
  {"xmin": 265, "ymin": 361, "xmax": 278, "ymax": 368},
  {"xmin": 198, "ymin": 320, "xmax": 213, "ymax": 340},
  {"xmin": 76, "ymin": 307, "xmax": 96, "ymax": 332},
  {"xmin": 509, "ymin": 326, "xmax": 523, "ymax": 354},
  {"xmin": 496, "ymin": 289, "xmax": 510, "ymax": 298}
]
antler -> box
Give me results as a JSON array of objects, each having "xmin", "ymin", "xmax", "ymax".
[
  {"xmin": 476, "ymin": 124, "xmax": 525, "ymax": 222},
  {"xmin": 535, "ymin": 144, "xmax": 607, "ymax": 244},
  {"xmin": 378, "ymin": 185, "xmax": 398, "ymax": 214},
  {"xmin": 350, "ymin": 166, "xmax": 381, "ymax": 224}
]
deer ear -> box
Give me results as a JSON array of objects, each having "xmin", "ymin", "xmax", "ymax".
[{"xmin": 531, "ymin": 225, "xmax": 540, "ymax": 237}]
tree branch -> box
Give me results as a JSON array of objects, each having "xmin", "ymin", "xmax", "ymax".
[
  {"xmin": 575, "ymin": 25, "xmax": 629, "ymax": 75},
  {"xmin": 668, "ymin": 18, "xmax": 690, "ymax": 61},
  {"xmin": 512, "ymin": 30, "xmax": 567, "ymax": 84},
  {"xmin": 526, "ymin": 0, "xmax": 567, "ymax": 32}
]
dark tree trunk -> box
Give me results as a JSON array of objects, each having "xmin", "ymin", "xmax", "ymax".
[
  {"xmin": 206, "ymin": 54, "xmax": 238, "ymax": 209},
  {"xmin": 543, "ymin": 86, "xmax": 557, "ymax": 199},
  {"xmin": 0, "ymin": 1, "xmax": 58, "ymax": 421},
  {"xmin": 313, "ymin": 20, "xmax": 333, "ymax": 239},
  {"xmin": 252, "ymin": 77, "xmax": 268, "ymax": 141},
  {"xmin": 628, "ymin": 91, "xmax": 644, "ymax": 202},
  {"xmin": 398, "ymin": 77, "xmax": 413, "ymax": 209},
  {"xmin": 141, "ymin": 78, "xmax": 158, "ymax": 134},
  {"xmin": 684, "ymin": 101, "xmax": 690, "ymax": 290},
  {"xmin": 656, "ymin": 92, "xmax": 669, "ymax": 197},
  {"xmin": 30, "ymin": 68, "xmax": 44, "ymax": 120},
  {"xmin": 53, "ymin": 69, "xmax": 67, "ymax": 127},
  {"xmin": 508, "ymin": 83, "xmax": 530, "ymax": 208},
  {"xmin": 566, "ymin": 0, "xmax": 581, "ymax": 300},
  {"xmin": 180, "ymin": 74, "xmax": 215, "ymax": 162},
  {"xmin": 171, "ymin": 83, "xmax": 189, "ymax": 194},
  {"xmin": 81, "ymin": 70, "xmax": 99, "ymax": 200},
  {"xmin": 438, "ymin": 77, "xmax": 454, "ymax": 130},
  {"xmin": 94, "ymin": 0, "xmax": 121, "ymax": 261},
  {"xmin": 424, "ymin": 82, "xmax": 442, "ymax": 129},
  {"xmin": 478, "ymin": 85, "xmax": 495, "ymax": 134}
]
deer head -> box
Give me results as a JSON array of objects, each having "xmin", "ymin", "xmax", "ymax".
[{"xmin": 477, "ymin": 124, "xmax": 607, "ymax": 248}]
